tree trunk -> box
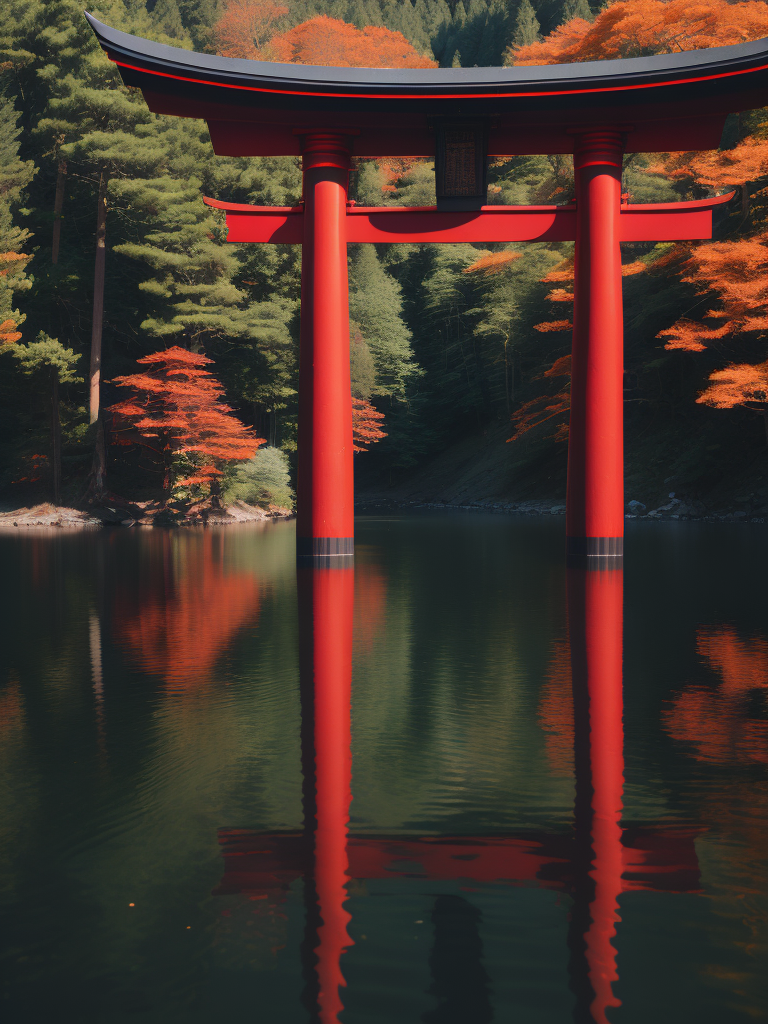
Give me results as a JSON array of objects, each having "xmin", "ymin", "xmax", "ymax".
[
  {"xmin": 163, "ymin": 446, "xmax": 172, "ymax": 500},
  {"xmin": 92, "ymin": 415, "xmax": 106, "ymax": 497},
  {"xmin": 90, "ymin": 172, "xmax": 108, "ymax": 425},
  {"xmin": 51, "ymin": 371, "xmax": 62, "ymax": 506},
  {"xmin": 86, "ymin": 172, "xmax": 109, "ymax": 500},
  {"xmin": 741, "ymin": 183, "xmax": 750, "ymax": 221},
  {"xmin": 52, "ymin": 160, "xmax": 67, "ymax": 265},
  {"xmin": 210, "ymin": 475, "xmax": 222, "ymax": 510}
]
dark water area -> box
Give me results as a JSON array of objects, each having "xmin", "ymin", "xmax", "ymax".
[{"xmin": 1, "ymin": 516, "xmax": 766, "ymax": 1023}]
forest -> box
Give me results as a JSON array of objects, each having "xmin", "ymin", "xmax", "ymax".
[{"xmin": 0, "ymin": 0, "xmax": 766, "ymax": 516}]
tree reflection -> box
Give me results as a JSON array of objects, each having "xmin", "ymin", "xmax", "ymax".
[
  {"xmin": 664, "ymin": 626, "xmax": 768, "ymax": 764},
  {"xmin": 113, "ymin": 532, "xmax": 261, "ymax": 690}
]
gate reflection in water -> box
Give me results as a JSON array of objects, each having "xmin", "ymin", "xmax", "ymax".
[{"xmin": 215, "ymin": 560, "xmax": 700, "ymax": 1023}]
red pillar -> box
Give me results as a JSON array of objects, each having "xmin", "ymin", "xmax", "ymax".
[
  {"xmin": 567, "ymin": 131, "xmax": 625, "ymax": 566},
  {"xmin": 297, "ymin": 133, "xmax": 355, "ymax": 567}
]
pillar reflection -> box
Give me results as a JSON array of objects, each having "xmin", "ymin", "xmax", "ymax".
[
  {"xmin": 298, "ymin": 565, "xmax": 355, "ymax": 1024},
  {"xmin": 567, "ymin": 565, "xmax": 624, "ymax": 1024}
]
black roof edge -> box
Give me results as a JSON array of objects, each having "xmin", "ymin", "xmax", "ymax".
[{"xmin": 85, "ymin": 12, "xmax": 768, "ymax": 93}]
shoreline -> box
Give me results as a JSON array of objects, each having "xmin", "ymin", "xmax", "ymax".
[
  {"xmin": 355, "ymin": 496, "xmax": 767, "ymax": 524},
  {"xmin": 0, "ymin": 500, "xmax": 294, "ymax": 531},
  {"xmin": 3, "ymin": 495, "xmax": 766, "ymax": 531}
]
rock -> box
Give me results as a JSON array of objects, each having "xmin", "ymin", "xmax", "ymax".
[{"xmin": 627, "ymin": 499, "xmax": 646, "ymax": 512}]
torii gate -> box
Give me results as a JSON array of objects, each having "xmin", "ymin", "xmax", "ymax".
[{"xmin": 86, "ymin": 15, "xmax": 768, "ymax": 565}]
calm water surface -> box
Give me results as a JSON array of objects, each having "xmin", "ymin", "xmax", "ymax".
[{"xmin": 0, "ymin": 515, "xmax": 766, "ymax": 1023}]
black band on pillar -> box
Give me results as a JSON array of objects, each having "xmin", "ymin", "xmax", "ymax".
[
  {"xmin": 296, "ymin": 537, "xmax": 354, "ymax": 567},
  {"xmin": 566, "ymin": 536, "xmax": 623, "ymax": 568}
]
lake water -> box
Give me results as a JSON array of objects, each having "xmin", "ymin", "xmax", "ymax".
[{"xmin": 1, "ymin": 515, "xmax": 766, "ymax": 1023}]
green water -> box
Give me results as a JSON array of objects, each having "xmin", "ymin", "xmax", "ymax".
[{"xmin": 0, "ymin": 515, "xmax": 766, "ymax": 1022}]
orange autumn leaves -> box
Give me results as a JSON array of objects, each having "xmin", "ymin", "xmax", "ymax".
[
  {"xmin": 657, "ymin": 237, "xmax": 768, "ymax": 352},
  {"xmin": 111, "ymin": 347, "xmax": 264, "ymax": 491},
  {"xmin": 214, "ymin": 1, "xmax": 435, "ymax": 68},
  {"xmin": 510, "ymin": 0, "xmax": 768, "ymax": 65},
  {"xmin": 270, "ymin": 17, "xmax": 436, "ymax": 68},
  {"xmin": 507, "ymin": 0, "xmax": 768, "ymax": 437}
]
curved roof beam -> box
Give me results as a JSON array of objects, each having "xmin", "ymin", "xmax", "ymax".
[{"xmin": 85, "ymin": 14, "xmax": 768, "ymax": 155}]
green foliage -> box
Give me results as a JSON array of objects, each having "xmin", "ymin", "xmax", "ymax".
[
  {"xmin": 224, "ymin": 445, "xmax": 295, "ymax": 509},
  {"xmin": 509, "ymin": 0, "xmax": 540, "ymax": 52},
  {"xmin": 348, "ymin": 245, "xmax": 420, "ymax": 398},
  {"xmin": 560, "ymin": 0, "xmax": 592, "ymax": 24},
  {"xmin": 0, "ymin": 96, "xmax": 36, "ymax": 326},
  {"xmin": 10, "ymin": 332, "xmax": 82, "ymax": 383}
]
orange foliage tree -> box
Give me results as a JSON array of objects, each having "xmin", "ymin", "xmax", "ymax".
[
  {"xmin": 463, "ymin": 250, "xmax": 523, "ymax": 276},
  {"xmin": 213, "ymin": 0, "xmax": 289, "ymax": 60},
  {"xmin": 663, "ymin": 626, "xmax": 768, "ymax": 765},
  {"xmin": 509, "ymin": 0, "xmax": 768, "ymax": 440},
  {"xmin": 696, "ymin": 359, "xmax": 768, "ymax": 443},
  {"xmin": 269, "ymin": 15, "xmax": 437, "ymax": 68},
  {"xmin": 657, "ymin": 237, "xmax": 768, "ymax": 354},
  {"xmin": 509, "ymin": 0, "xmax": 768, "ymax": 65},
  {"xmin": 352, "ymin": 396, "xmax": 387, "ymax": 452},
  {"xmin": 110, "ymin": 347, "xmax": 264, "ymax": 494},
  {"xmin": 510, "ymin": 354, "xmax": 571, "ymax": 442}
]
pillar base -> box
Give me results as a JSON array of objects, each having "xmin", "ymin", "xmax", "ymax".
[
  {"xmin": 566, "ymin": 536, "xmax": 623, "ymax": 569},
  {"xmin": 297, "ymin": 537, "xmax": 354, "ymax": 568}
]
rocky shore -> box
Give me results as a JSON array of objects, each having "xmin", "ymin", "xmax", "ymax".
[{"xmin": 0, "ymin": 498, "xmax": 293, "ymax": 530}]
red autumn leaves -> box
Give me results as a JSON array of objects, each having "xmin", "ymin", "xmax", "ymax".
[{"xmin": 110, "ymin": 346, "xmax": 264, "ymax": 491}]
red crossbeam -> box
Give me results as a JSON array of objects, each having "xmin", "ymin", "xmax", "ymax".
[{"xmin": 204, "ymin": 193, "xmax": 734, "ymax": 245}]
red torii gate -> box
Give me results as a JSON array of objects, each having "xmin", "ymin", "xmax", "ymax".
[{"xmin": 86, "ymin": 15, "xmax": 768, "ymax": 565}]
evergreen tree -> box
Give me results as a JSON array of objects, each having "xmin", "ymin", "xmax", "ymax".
[
  {"xmin": 0, "ymin": 96, "xmax": 35, "ymax": 341},
  {"xmin": 348, "ymin": 245, "xmax": 420, "ymax": 398},
  {"xmin": 7, "ymin": 334, "xmax": 82, "ymax": 503},
  {"xmin": 508, "ymin": 0, "xmax": 540, "ymax": 55},
  {"xmin": 560, "ymin": 0, "xmax": 592, "ymax": 23}
]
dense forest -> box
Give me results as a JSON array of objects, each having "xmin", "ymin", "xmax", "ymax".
[{"xmin": 0, "ymin": 0, "xmax": 766, "ymax": 514}]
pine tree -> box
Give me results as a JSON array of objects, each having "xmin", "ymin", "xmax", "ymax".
[
  {"xmin": 560, "ymin": 0, "xmax": 592, "ymax": 24},
  {"xmin": 508, "ymin": 0, "xmax": 540, "ymax": 56},
  {"xmin": 7, "ymin": 333, "xmax": 82, "ymax": 503},
  {"xmin": 0, "ymin": 96, "xmax": 36, "ymax": 343},
  {"xmin": 348, "ymin": 245, "xmax": 420, "ymax": 398}
]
